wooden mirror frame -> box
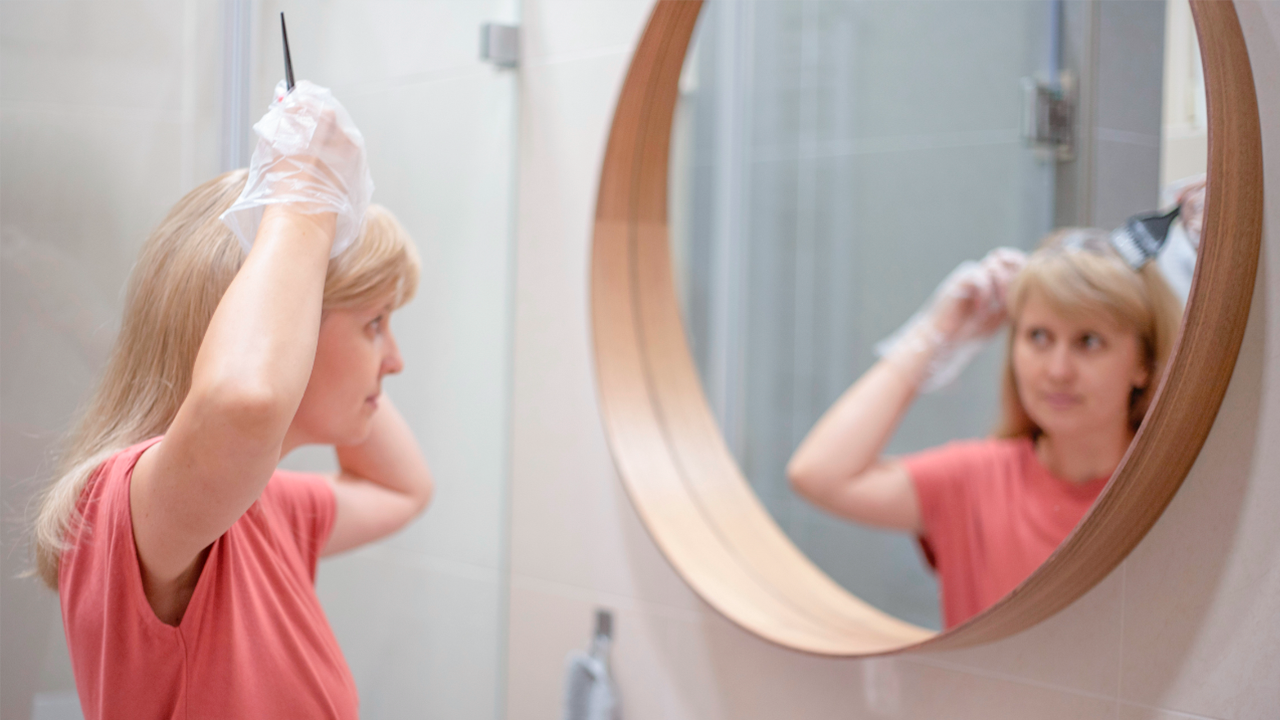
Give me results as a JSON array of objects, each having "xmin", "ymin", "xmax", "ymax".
[{"xmin": 590, "ymin": 0, "xmax": 1263, "ymax": 655}]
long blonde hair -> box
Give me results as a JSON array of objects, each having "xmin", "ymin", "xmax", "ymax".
[
  {"xmin": 995, "ymin": 227, "xmax": 1183, "ymax": 439},
  {"xmin": 33, "ymin": 169, "xmax": 420, "ymax": 589}
]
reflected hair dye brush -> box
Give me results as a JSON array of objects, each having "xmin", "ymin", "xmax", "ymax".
[{"xmin": 1109, "ymin": 205, "xmax": 1182, "ymax": 270}]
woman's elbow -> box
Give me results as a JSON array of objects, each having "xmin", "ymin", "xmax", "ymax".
[
  {"xmin": 191, "ymin": 379, "xmax": 293, "ymax": 437},
  {"xmin": 786, "ymin": 459, "xmax": 821, "ymax": 501},
  {"xmin": 406, "ymin": 473, "xmax": 434, "ymax": 517}
]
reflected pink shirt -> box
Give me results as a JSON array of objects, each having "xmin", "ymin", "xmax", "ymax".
[
  {"xmin": 59, "ymin": 437, "xmax": 359, "ymax": 720},
  {"xmin": 904, "ymin": 437, "xmax": 1108, "ymax": 629}
]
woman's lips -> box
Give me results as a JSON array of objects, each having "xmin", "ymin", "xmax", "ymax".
[{"xmin": 1041, "ymin": 392, "xmax": 1081, "ymax": 410}]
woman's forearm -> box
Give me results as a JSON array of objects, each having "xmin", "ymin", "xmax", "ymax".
[
  {"xmin": 335, "ymin": 397, "xmax": 434, "ymax": 511},
  {"xmin": 787, "ymin": 341, "xmax": 932, "ymax": 501}
]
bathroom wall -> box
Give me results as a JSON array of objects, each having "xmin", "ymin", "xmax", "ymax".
[
  {"xmin": 505, "ymin": 0, "xmax": 1280, "ymax": 717},
  {"xmin": 1, "ymin": 2, "xmax": 519, "ymax": 719}
]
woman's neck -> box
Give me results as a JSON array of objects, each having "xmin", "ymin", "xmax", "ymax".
[{"xmin": 1035, "ymin": 424, "xmax": 1135, "ymax": 484}]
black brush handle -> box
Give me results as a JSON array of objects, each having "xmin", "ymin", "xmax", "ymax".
[{"xmin": 281, "ymin": 13, "xmax": 295, "ymax": 92}]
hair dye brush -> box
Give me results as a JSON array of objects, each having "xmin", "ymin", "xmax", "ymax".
[
  {"xmin": 280, "ymin": 12, "xmax": 295, "ymax": 92},
  {"xmin": 1110, "ymin": 205, "xmax": 1181, "ymax": 270}
]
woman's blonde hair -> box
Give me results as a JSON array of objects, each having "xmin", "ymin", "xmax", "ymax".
[
  {"xmin": 994, "ymin": 227, "xmax": 1183, "ymax": 439},
  {"xmin": 32, "ymin": 169, "xmax": 420, "ymax": 589}
]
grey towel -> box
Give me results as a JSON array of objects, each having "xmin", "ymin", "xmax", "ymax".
[
  {"xmin": 562, "ymin": 645, "xmax": 618, "ymax": 720},
  {"xmin": 563, "ymin": 611, "xmax": 618, "ymax": 720}
]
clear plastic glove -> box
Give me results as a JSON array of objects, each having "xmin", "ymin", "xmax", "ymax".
[
  {"xmin": 1174, "ymin": 177, "xmax": 1206, "ymax": 249},
  {"xmin": 876, "ymin": 247, "xmax": 1027, "ymax": 393},
  {"xmin": 220, "ymin": 80, "xmax": 374, "ymax": 257}
]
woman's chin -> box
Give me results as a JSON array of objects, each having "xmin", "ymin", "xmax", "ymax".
[{"xmin": 1027, "ymin": 407, "xmax": 1086, "ymax": 439}]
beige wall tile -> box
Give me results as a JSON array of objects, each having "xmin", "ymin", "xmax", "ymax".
[
  {"xmin": 1118, "ymin": 4, "xmax": 1280, "ymax": 718},
  {"xmin": 519, "ymin": 0, "xmax": 654, "ymax": 66},
  {"xmin": 509, "ymin": 53, "xmax": 707, "ymax": 612},
  {"xmin": 505, "ymin": 576, "xmax": 725, "ymax": 720},
  {"xmin": 919, "ymin": 567, "xmax": 1124, "ymax": 698},
  {"xmin": 507, "ymin": 586, "xmax": 1119, "ymax": 720}
]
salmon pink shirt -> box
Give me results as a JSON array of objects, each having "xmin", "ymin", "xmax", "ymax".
[
  {"xmin": 904, "ymin": 437, "xmax": 1108, "ymax": 629},
  {"xmin": 59, "ymin": 437, "xmax": 359, "ymax": 720}
]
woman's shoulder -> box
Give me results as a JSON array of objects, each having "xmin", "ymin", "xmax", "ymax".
[{"xmin": 914, "ymin": 436, "xmax": 1029, "ymax": 463}]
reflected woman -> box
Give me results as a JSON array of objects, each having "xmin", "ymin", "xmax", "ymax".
[{"xmin": 787, "ymin": 230, "xmax": 1182, "ymax": 628}]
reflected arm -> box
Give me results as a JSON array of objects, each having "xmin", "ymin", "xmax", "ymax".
[{"xmin": 786, "ymin": 344, "xmax": 931, "ymax": 533}]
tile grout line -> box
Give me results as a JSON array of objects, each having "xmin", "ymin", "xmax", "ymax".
[
  {"xmin": 1117, "ymin": 561, "xmax": 1126, "ymax": 713},
  {"xmin": 509, "ymin": 571, "xmax": 706, "ymax": 624},
  {"xmin": 1116, "ymin": 699, "xmax": 1225, "ymax": 720},
  {"xmin": 902, "ymin": 655, "xmax": 1118, "ymax": 703},
  {"xmin": 375, "ymin": 544, "xmax": 503, "ymax": 583},
  {"xmin": 521, "ymin": 45, "xmax": 634, "ymax": 69}
]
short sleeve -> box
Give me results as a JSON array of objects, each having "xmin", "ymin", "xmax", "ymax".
[
  {"xmin": 263, "ymin": 471, "xmax": 337, "ymax": 579},
  {"xmin": 901, "ymin": 441, "xmax": 991, "ymax": 546}
]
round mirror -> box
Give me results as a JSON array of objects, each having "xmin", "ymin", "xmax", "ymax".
[
  {"xmin": 666, "ymin": 0, "xmax": 1208, "ymax": 630},
  {"xmin": 590, "ymin": 0, "xmax": 1260, "ymax": 654}
]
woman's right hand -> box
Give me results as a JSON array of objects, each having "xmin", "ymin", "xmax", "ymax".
[
  {"xmin": 876, "ymin": 247, "xmax": 1026, "ymax": 393},
  {"xmin": 926, "ymin": 247, "xmax": 1026, "ymax": 346},
  {"xmin": 221, "ymin": 80, "xmax": 373, "ymax": 257}
]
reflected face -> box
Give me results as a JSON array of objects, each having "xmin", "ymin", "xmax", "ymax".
[
  {"xmin": 1011, "ymin": 291, "xmax": 1148, "ymax": 440},
  {"xmin": 291, "ymin": 295, "xmax": 404, "ymax": 446}
]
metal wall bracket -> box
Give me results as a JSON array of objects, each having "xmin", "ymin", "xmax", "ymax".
[
  {"xmin": 481, "ymin": 23, "xmax": 520, "ymax": 68},
  {"xmin": 1022, "ymin": 71, "xmax": 1075, "ymax": 161}
]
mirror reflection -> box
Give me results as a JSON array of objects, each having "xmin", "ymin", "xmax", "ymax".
[{"xmin": 669, "ymin": 0, "xmax": 1207, "ymax": 629}]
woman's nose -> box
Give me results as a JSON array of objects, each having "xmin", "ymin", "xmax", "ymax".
[
  {"xmin": 381, "ymin": 329, "xmax": 404, "ymax": 376},
  {"xmin": 1045, "ymin": 344, "xmax": 1075, "ymax": 380}
]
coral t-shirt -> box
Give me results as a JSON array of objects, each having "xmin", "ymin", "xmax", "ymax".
[
  {"xmin": 59, "ymin": 437, "xmax": 359, "ymax": 720},
  {"xmin": 903, "ymin": 437, "xmax": 1108, "ymax": 629}
]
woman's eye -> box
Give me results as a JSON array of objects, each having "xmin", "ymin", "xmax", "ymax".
[
  {"xmin": 1079, "ymin": 333, "xmax": 1103, "ymax": 350},
  {"xmin": 368, "ymin": 316, "xmax": 384, "ymax": 333},
  {"xmin": 1027, "ymin": 328, "xmax": 1050, "ymax": 346}
]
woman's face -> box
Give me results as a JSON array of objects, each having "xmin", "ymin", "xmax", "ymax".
[
  {"xmin": 291, "ymin": 294, "xmax": 404, "ymax": 447},
  {"xmin": 1012, "ymin": 290, "xmax": 1148, "ymax": 441}
]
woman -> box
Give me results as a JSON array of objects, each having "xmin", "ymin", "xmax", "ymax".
[
  {"xmin": 32, "ymin": 82, "xmax": 430, "ymax": 718},
  {"xmin": 788, "ymin": 229, "xmax": 1182, "ymax": 628}
]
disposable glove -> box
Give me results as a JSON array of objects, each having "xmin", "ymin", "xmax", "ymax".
[
  {"xmin": 221, "ymin": 80, "xmax": 373, "ymax": 257},
  {"xmin": 876, "ymin": 247, "xmax": 1027, "ymax": 392}
]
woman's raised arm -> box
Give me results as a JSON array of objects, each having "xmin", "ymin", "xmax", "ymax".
[
  {"xmin": 129, "ymin": 83, "xmax": 370, "ymax": 623},
  {"xmin": 787, "ymin": 249, "xmax": 1025, "ymax": 532},
  {"xmin": 787, "ymin": 343, "xmax": 930, "ymax": 532}
]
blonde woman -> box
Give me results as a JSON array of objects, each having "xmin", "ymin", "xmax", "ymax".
[
  {"xmin": 32, "ymin": 82, "xmax": 430, "ymax": 718},
  {"xmin": 788, "ymin": 230, "xmax": 1182, "ymax": 628}
]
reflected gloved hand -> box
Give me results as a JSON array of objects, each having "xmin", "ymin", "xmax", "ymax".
[
  {"xmin": 220, "ymin": 80, "xmax": 374, "ymax": 257},
  {"xmin": 1175, "ymin": 178, "xmax": 1206, "ymax": 249},
  {"xmin": 876, "ymin": 247, "xmax": 1027, "ymax": 393}
]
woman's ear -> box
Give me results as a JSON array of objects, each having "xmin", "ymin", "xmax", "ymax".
[{"xmin": 1132, "ymin": 353, "xmax": 1152, "ymax": 390}]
